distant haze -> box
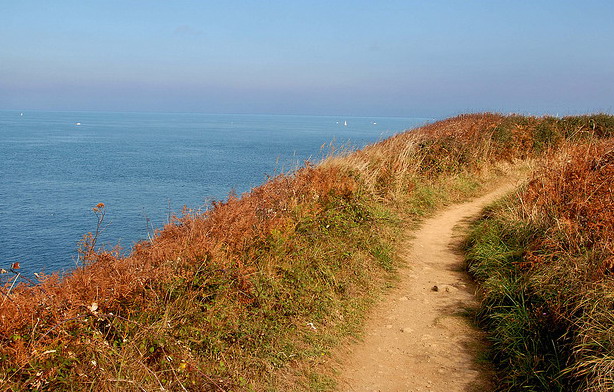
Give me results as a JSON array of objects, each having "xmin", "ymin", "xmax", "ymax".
[{"xmin": 1, "ymin": 1, "xmax": 613, "ymax": 117}]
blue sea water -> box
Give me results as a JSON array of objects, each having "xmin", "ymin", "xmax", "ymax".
[{"xmin": 0, "ymin": 111, "xmax": 429, "ymax": 276}]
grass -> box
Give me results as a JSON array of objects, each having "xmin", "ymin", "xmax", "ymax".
[
  {"xmin": 466, "ymin": 140, "xmax": 614, "ymax": 391},
  {"xmin": 1, "ymin": 113, "xmax": 613, "ymax": 391}
]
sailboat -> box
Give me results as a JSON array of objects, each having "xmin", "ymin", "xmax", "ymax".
[{"xmin": 344, "ymin": 120, "xmax": 347, "ymax": 126}]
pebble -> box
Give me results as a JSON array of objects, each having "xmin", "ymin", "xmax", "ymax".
[{"xmin": 431, "ymin": 284, "xmax": 459, "ymax": 293}]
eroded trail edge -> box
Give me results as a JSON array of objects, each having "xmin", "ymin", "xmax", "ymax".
[{"xmin": 337, "ymin": 183, "xmax": 519, "ymax": 392}]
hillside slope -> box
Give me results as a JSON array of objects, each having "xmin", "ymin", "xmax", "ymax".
[{"xmin": 1, "ymin": 113, "xmax": 612, "ymax": 391}]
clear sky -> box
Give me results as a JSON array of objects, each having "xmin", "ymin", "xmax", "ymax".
[{"xmin": 1, "ymin": 1, "xmax": 613, "ymax": 117}]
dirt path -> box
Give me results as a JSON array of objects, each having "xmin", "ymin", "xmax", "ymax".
[{"xmin": 337, "ymin": 183, "xmax": 519, "ymax": 392}]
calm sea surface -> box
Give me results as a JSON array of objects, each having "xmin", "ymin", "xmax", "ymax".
[{"xmin": 0, "ymin": 111, "xmax": 429, "ymax": 276}]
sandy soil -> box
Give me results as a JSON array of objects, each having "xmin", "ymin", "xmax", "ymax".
[{"xmin": 336, "ymin": 184, "xmax": 519, "ymax": 392}]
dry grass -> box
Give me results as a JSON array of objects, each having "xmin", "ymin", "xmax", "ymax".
[
  {"xmin": 467, "ymin": 139, "xmax": 614, "ymax": 391},
  {"xmin": 1, "ymin": 113, "xmax": 612, "ymax": 390}
]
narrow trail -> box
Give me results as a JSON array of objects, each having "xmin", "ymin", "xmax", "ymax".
[{"xmin": 337, "ymin": 183, "xmax": 519, "ymax": 392}]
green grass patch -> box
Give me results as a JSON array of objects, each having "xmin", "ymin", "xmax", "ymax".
[{"xmin": 466, "ymin": 211, "xmax": 570, "ymax": 391}]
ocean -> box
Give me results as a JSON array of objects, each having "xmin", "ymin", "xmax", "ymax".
[{"xmin": 0, "ymin": 111, "xmax": 429, "ymax": 276}]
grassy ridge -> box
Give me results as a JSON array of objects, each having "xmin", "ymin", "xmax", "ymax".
[
  {"xmin": 466, "ymin": 140, "xmax": 613, "ymax": 391},
  {"xmin": 1, "ymin": 113, "xmax": 612, "ymax": 390}
]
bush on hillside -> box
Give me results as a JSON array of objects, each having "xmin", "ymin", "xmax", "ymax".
[{"xmin": 467, "ymin": 140, "xmax": 614, "ymax": 391}]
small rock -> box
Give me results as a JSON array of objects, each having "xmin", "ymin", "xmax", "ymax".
[{"xmin": 432, "ymin": 284, "xmax": 460, "ymax": 293}]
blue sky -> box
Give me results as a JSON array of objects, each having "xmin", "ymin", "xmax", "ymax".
[{"xmin": 1, "ymin": 1, "xmax": 613, "ymax": 117}]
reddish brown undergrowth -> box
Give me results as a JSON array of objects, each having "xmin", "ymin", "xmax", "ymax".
[
  {"xmin": 0, "ymin": 165, "xmax": 359, "ymax": 388},
  {"xmin": 467, "ymin": 138, "xmax": 614, "ymax": 391},
  {"xmin": 522, "ymin": 141, "xmax": 614, "ymax": 275}
]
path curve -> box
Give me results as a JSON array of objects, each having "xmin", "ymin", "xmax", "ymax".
[{"xmin": 337, "ymin": 183, "xmax": 518, "ymax": 392}]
